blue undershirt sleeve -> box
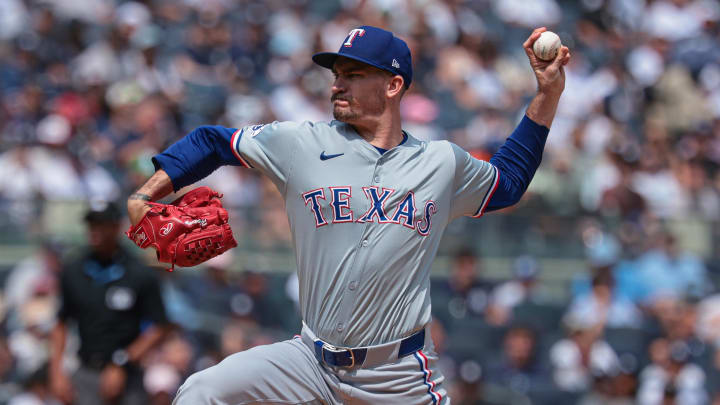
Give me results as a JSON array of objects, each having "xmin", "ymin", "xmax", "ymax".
[
  {"xmin": 152, "ymin": 125, "xmax": 243, "ymax": 191},
  {"xmin": 486, "ymin": 115, "xmax": 549, "ymax": 211}
]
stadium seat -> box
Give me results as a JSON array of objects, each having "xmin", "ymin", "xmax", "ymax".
[
  {"xmin": 604, "ymin": 327, "xmax": 648, "ymax": 359},
  {"xmin": 445, "ymin": 318, "xmax": 504, "ymax": 363},
  {"xmin": 512, "ymin": 302, "xmax": 564, "ymax": 332}
]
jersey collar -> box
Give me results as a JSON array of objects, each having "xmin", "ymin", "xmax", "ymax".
[
  {"xmin": 374, "ymin": 132, "xmax": 408, "ymax": 155},
  {"xmin": 336, "ymin": 121, "xmax": 421, "ymax": 161}
]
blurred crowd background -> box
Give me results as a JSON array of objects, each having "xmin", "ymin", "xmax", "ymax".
[{"xmin": 2, "ymin": 0, "xmax": 720, "ymax": 404}]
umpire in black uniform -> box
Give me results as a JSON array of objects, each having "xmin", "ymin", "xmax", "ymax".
[{"xmin": 49, "ymin": 201, "xmax": 172, "ymax": 405}]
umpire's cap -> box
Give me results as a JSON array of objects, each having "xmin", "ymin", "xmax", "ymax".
[
  {"xmin": 84, "ymin": 200, "xmax": 123, "ymax": 223},
  {"xmin": 312, "ymin": 25, "xmax": 412, "ymax": 88}
]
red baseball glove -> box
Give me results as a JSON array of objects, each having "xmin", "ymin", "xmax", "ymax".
[{"xmin": 125, "ymin": 186, "xmax": 238, "ymax": 271}]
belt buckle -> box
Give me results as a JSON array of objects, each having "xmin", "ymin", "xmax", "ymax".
[{"xmin": 322, "ymin": 342, "xmax": 355, "ymax": 368}]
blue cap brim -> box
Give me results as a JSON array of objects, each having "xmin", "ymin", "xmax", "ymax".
[
  {"xmin": 312, "ymin": 52, "xmax": 393, "ymax": 76},
  {"xmin": 312, "ymin": 52, "xmax": 339, "ymax": 69}
]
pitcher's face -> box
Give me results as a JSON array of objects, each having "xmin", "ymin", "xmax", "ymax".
[{"xmin": 330, "ymin": 57, "xmax": 391, "ymax": 124}]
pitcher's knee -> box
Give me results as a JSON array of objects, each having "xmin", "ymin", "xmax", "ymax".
[
  {"xmin": 173, "ymin": 343, "xmax": 313, "ymax": 404},
  {"xmin": 174, "ymin": 360, "xmax": 261, "ymax": 404}
]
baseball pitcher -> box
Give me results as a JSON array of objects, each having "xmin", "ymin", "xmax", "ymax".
[{"xmin": 127, "ymin": 25, "xmax": 570, "ymax": 405}]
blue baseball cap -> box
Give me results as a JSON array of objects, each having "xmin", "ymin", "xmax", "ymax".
[{"xmin": 312, "ymin": 26, "xmax": 412, "ymax": 89}]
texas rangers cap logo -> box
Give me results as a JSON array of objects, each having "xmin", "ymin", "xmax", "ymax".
[{"xmin": 344, "ymin": 28, "xmax": 365, "ymax": 47}]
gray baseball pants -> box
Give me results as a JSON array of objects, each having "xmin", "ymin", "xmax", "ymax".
[{"xmin": 173, "ymin": 325, "xmax": 449, "ymax": 405}]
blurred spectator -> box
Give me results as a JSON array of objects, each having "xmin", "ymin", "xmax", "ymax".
[
  {"xmin": 219, "ymin": 319, "xmax": 255, "ymax": 358},
  {"xmin": 578, "ymin": 370, "xmax": 638, "ymax": 405},
  {"xmin": 493, "ymin": 0, "xmax": 562, "ymax": 28},
  {"xmin": 141, "ymin": 333, "xmax": 193, "ymax": 405},
  {"xmin": 641, "ymin": 0, "xmax": 714, "ymax": 41},
  {"xmin": 432, "ymin": 247, "xmax": 494, "ymax": 326},
  {"xmin": 7, "ymin": 294, "xmax": 56, "ymax": 381},
  {"xmin": 253, "ymin": 177, "xmax": 293, "ymax": 248},
  {"xmin": 449, "ymin": 359, "xmax": 522, "ymax": 405},
  {"xmin": 49, "ymin": 202, "xmax": 172, "ymax": 405},
  {"xmin": 550, "ymin": 313, "xmax": 620, "ymax": 392},
  {"xmin": 233, "ymin": 270, "xmax": 300, "ymax": 331},
  {"xmin": 486, "ymin": 255, "xmax": 553, "ymax": 326},
  {"xmin": 4, "ymin": 240, "xmax": 61, "ymax": 384},
  {"xmin": 181, "ymin": 252, "xmax": 244, "ymax": 323},
  {"xmin": 0, "ymin": 114, "xmax": 120, "ymax": 210},
  {"xmin": 599, "ymin": 161, "xmax": 648, "ymax": 221},
  {"xmin": 484, "ymin": 325, "xmax": 551, "ymax": 396},
  {"xmin": 637, "ymin": 338, "xmax": 708, "ymax": 405},
  {"xmin": 636, "ymin": 231, "xmax": 709, "ymax": 304},
  {"xmin": 0, "ymin": 0, "xmax": 27, "ymax": 41},
  {"xmin": 175, "ymin": 252, "xmax": 298, "ymax": 332},
  {"xmin": 650, "ymin": 298, "xmax": 709, "ymax": 371},
  {"xmin": 579, "ymin": 225, "xmax": 650, "ymax": 305},
  {"xmin": 0, "ymin": 335, "xmax": 21, "ymax": 403},
  {"xmin": 143, "ymin": 363, "xmax": 179, "ymax": 405},
  {"xmin": 566, "ymin": 270, "xmax": 643, "ymax": 329},
  {"xmin": 696, "ymin": 293, "xmax": 720, "ymax": 347},
  {"xmin": 576, "ymin": 224, "xmax": 709, "ymax": 309},
  {"xmin": 4, "ymin": 238, "xmax": 64, "ymax": 333},
  {"xmin": 156, "ymin": 270, "xmax": 200, "ymax": 333},
  {"xmin": 7, "ymin": 365, "xmax": 60, "ymax": 405}
]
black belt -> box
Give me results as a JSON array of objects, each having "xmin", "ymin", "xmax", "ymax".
[{"xmin": 313, "ymin": 328, "xmax": 425, "ymax": 368}]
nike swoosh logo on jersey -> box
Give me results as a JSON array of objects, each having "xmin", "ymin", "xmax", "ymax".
[{"xmin": 320, "ymin": 151, "xmax": 344, "ymax": 161}]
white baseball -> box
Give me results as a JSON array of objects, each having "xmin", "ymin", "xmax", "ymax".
[{"xmin": 533, "ymin": 31, "xmax": 561, "ymax": 61}]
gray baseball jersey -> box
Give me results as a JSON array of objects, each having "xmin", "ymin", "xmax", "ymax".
[{"xmin": 230, "ymin": 120, "xmax": 498, "ymax": 347}]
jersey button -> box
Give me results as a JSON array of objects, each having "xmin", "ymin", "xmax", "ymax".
[
  {"xmin": 373, "ymin": 176, "xmax": 380, "ymax": 183},
  {"xmin": 337, "ymin": 323, "xmax": 344, "ymax": 332},
  {"xmin": 361, "ymin": 240, "xmax": 369, "ymax": 247},
  {"xmin": 349, "ymin": 281, "xmax": 357, "ymax": 291}
]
